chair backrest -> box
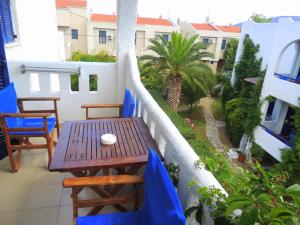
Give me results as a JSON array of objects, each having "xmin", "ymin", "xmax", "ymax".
[
  {"xmin": 122, "ymin": 89, "xmax": 135, "ymax": 118},
  {"xmin": 142, "ymin": 149, "xmax": 186, "ymax": 225},
  {"xmin": 0, "ymin": 83, "xmax": 18, "ymax": 113}
]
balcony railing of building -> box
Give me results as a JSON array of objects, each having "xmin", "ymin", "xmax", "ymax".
[
  {"xmin": 274, "ymin": 73, "xmax": 300, "ymax": 85},
  {"xmin": 8, "ymin": 52, "xmax": 227, "ymax": 225},
  {"xmin": 260, "ymin": 125, "xmax": 292, "ymax": 147}
]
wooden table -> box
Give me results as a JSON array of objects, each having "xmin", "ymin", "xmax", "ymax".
[
  {"xmin": 49, "ymin": 117, "xmax": 159, "ymax": 215},
  {"xmin": 49, "ymin": 117, "xmax": 159, "ymax": 172}
]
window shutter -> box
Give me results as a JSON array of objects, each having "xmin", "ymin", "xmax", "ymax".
[
  {"xmin": 0, "ymin": 19, "xmax": 10, "ymax": 160},
  {"xmin": 0, "ymin": 0, "xmax": 15, "ymax": 44}
]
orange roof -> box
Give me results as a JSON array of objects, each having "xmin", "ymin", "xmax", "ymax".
[
  {"xmin": 191, "ymin": 23, "xmax": 216, "ymax": 31},
  {"xmin": 191, "ymin": 23, "xmax": 240, "ymax": 33},
  {"xmin": 56, "ymin": 0, "xmax": 87, "ymax": 8},
  {"xmin": 91, "ymin": 14, "xmax": 173, "ymax": 26},
  {"xmin": 216, "ymin": 25, "xmax": 240, "ymax": 33}
]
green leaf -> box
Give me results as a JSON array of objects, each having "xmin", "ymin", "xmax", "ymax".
[
  {"xmin": 184, "ymin": 206, "xmax": 198, "ymax": 217},
  {"xmin": 239, "ymin": 207, "xmax": 258, "ymax": 225},
  {"xmin": 195, "ymin": 205, "xmax": 203, "ymax": 224},
  {"xmin": 257, "ymin": 193, "xmax": 273, "ymax": 204},
  {"xmin": 286, "ymin": 184, "xmax": 300, "ymax": 197},
  {"xmin": 269, "ymin": 207, "xmax": 294, "ymax": 220},
  {"xmin": 225, "ymin": 200, "xmax": 252, "ymax": 216}
]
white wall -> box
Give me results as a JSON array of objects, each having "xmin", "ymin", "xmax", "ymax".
[
  {"xmin": 5, "ymin": 0, "xmax": 61, "ymax": 61},
  {"xmin": 8, "ymin": 60, "xmax": 118, "ymax": 122}
]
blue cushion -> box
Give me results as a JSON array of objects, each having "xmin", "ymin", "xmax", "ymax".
[
  {"xmin": 122, "ymin": 89, "xmax": 135, "ymax": 118},
  {"xmin": 75, "ymin": 149, "xmax": 185, "ymax": 225},
  {"xmin": 0, "ymin": 83, "xmax": 18, "ymax": 113},
  {"xmin": 142, "ymin": 149, "xmax": 186, "ymax": 225},
  {"xmin": 7, "ymin": 117, "xmax": 56, "ymax": 135},
  {"xmin": 77, "ymin": 211, "xmax": 143, "ymax": 225}
]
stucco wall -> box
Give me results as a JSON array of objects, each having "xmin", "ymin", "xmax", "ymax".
[
  {"xmin": 180, "ymin": 22, "xmax": 240, "ymax": 72},
  {"xmin": 87, "ymin": 20, "xmax": 178, "ymax": 56},
  {"xmin": 5, "ymin": 0, "xmax": 61, "ymax": 61}
]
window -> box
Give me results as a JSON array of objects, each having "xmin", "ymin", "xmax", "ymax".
[
  {"xmin": 202, "ymin": 38, "xmax": 209, "ymax": 49},
  {"xmin": 0, "ymin": 0, "xmax": 15, "ymax": 44},
  {"xmin": 89, "ymin": 74, "xmax": 98, "ymax": 91},
  {"xmin": 71, "ymin": 29, "xmax": 78, "ymax": 39},
  {"xmin": 221, "ymin": 39, "xmax": 227, "ymax": 50},
  {"xmin": 162, "ymin": 34, "xmax": 169, "ymax": 42},
  {"xmin": 99, "ymin": 31, "xmax": 106, "ymax": 44}
]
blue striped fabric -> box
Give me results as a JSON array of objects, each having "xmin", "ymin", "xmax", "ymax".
[{"xmin": 0, "ymin": 0, "xmax": 15, "ymax": 44}]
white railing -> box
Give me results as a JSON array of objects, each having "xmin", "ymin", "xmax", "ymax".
[
  {"xmin": 125, "ymin": 51, "xmax": 227, "ymax": 225},
  {"xmin": 8, "ymin": 60, "xmax": 118, "ymax": 122},
  {"xmin": 254, "ymin": 126, "xmax": 290, "ymax": 161}
]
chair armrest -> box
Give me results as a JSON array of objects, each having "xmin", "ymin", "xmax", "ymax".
[
  {"xmin": 0, "ymin": 113, "xmax": 51, "ymax": 118},
  {"xmin": 17, "ymin": 97, "xmax": 60, "ymax": 102},
  {"xmin": 81, "ymin": 104, "xmax": 123, "ymax": 109},
  {"xmin": 63, "ymin": 175, "xmax": 143, "ymax": 188}
]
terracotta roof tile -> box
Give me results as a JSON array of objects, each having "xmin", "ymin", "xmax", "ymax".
[
  {"xmin": 216, "ymin": 25, "xmax": 240, "ymax": 33},
  {"xmin": 56, "ymin": 0, "xmax": 87, "ymax": 8},
  {"xmin": 191, "ymin": 23, "xmax": 240, "ymax": 33},
  {"xmin": 191, "ymin": 23, "xmax": 216, "ymax": 31},
  {"xmin": 91, "ymin": 14, "xmax": 173, "ymax": 26}
]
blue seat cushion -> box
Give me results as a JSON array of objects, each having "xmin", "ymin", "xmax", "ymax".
[
  {"xmin": 6, "ymin": 117, "xmax": 56, "ymax": 135},
  {"xmin": 122, "ymin": 89, "xmax": 135, "ymax": 118},
  {"xmin": 76, "ymin": 211, "xmax": 143, "ymax": 225}
]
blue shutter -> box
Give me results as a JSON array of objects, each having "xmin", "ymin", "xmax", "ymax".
[
  {"xmin": 0, "ymin": 0, "xmax": 15, "ymax": 44},
  {"xmin": 0, "ymin": 19, "xmax": 10, "ymax": 160}
]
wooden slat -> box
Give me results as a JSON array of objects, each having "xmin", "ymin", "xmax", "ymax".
[
  {"xmin": 77, "ymin": 195, "xmax": 135, "ymax": 208},
  {"xmin": 81, "ymin": 104, "xmax": 123, "ymax": 109},
  {"xmin": 18, "ymin": 97, "xmax": 60, "ymax": 101},
  {"xmin": 63, "ymin": 175, "xmax": 143, "ymax": 187}
]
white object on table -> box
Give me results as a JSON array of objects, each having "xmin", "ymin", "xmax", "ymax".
[{"xmin": 101, "ymin": 134, "xmax": 117, "ymax": 145}]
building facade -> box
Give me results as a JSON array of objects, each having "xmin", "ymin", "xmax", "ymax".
[
  {"xmin": 180, "ymin": 22, "xmax": 240, "ymax": 72},
  {"xmin": 231, "ymin": 19, "xmax": 300, "ymax": 161},
  {"xmin": 88, "ymin": 14, "xmax": 178, "ymax": 56},
  {"xmin": 3, "ymin": 0, "xmax": 62, "ymax": 61},
  {"xmin": 55, "ymin": 0, "xmax": 178, "ymax": 59}
]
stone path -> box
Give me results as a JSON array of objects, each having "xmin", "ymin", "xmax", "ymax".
[{"xmin": 199, "ymin": 97, "xmax": 225, "ymax": 152}]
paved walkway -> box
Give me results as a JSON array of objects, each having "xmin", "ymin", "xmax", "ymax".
[{"xmin": 199, "ymin": 97, "xmax": 225, "ymax": 152}]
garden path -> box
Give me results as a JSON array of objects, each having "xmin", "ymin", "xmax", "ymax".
[{"xmin": 199, "ymin": 97, "xmax": 225, "ymax": 152}]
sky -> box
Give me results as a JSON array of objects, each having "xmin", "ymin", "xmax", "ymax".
[{"xmin": 88, "ymin": 0, "xmax": 300, "ymax": 25}]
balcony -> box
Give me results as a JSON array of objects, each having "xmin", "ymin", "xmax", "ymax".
[
  {"xmin": 253, "ymin": 125, "xmax": 291, "ymax": 161},
  {"xmin": 0, "ymin": 51, "xmax": 225, "ymax": 225},
  {"xmin": 264, "ymin": 73, "xmax": 299, "ymax": 106}
]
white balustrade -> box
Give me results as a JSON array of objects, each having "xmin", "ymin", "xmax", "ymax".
[
  {"xmin": 125, "ymin": 51, "xmax": 227, "ymax": 224},
  {"xmin": 8, "ymin": 60, "xmax": 118, "ymax": 122}
]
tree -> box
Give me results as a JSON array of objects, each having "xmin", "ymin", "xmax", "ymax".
[
  {"xmin": 140, "ymin": 32, "xmax": 214, "ymax": 111},
  {"xmin": 181, "ymin": 80, "xmax": 206, "ymax": 111},
  {"xmin": 223, "ymin": 39, "xmax": 239, "ymax": 72},
  {"xmin": 234, "ymin": 35, "xmax": 263, "ymax": 92},
  {"xmin": 250, "ymin": 13, "xmax": 272, "ymax": 23}
]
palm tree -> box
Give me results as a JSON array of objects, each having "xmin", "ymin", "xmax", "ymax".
[{"xmin": 140, "ymin": 32, "xmax": 214, "ymax": 111}]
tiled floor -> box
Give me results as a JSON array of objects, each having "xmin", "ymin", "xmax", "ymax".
[{"xmin": 0, "ymin": 144, "xmax": 114, "ymax": 225}]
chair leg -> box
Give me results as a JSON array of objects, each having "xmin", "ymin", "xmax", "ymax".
[
  {"xmin": 72, "ymin": 188, "xmax": 79, "ymax": 225},
  {"xmin": 46, "ymin": 132, "xmax": 54, "ymax": 168},
  {"xmin": 7, "ymin": 147, "xmax": 17, "ymax": 173}
]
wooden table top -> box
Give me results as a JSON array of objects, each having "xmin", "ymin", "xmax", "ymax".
[{"xmin": 49, "ymin": 118, "xmax": 159, "ymax": 172}]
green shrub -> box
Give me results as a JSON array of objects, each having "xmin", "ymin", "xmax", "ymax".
[
  {"xmin": 70, "ymin": 50, "xmax": 116, "ymax": 62},
  {"xmin": 250, "ymin": 143, "xmax": 266, "ymax": 162}
]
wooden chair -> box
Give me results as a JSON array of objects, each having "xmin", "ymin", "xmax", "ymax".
[
  {"xmin": 0, "ymin": 83, "xmax": 60, "ymax": 172},
  {"xmin": 63, "ymin": 149, "xmax": 186, "ymax": 225},
  {"xmin": 81, "ymin": 89, "xmax": 135, "ymax": 120},
  {"xmin": 63, "ymin": 175, "xmax": 143, "ymax": 225}
]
